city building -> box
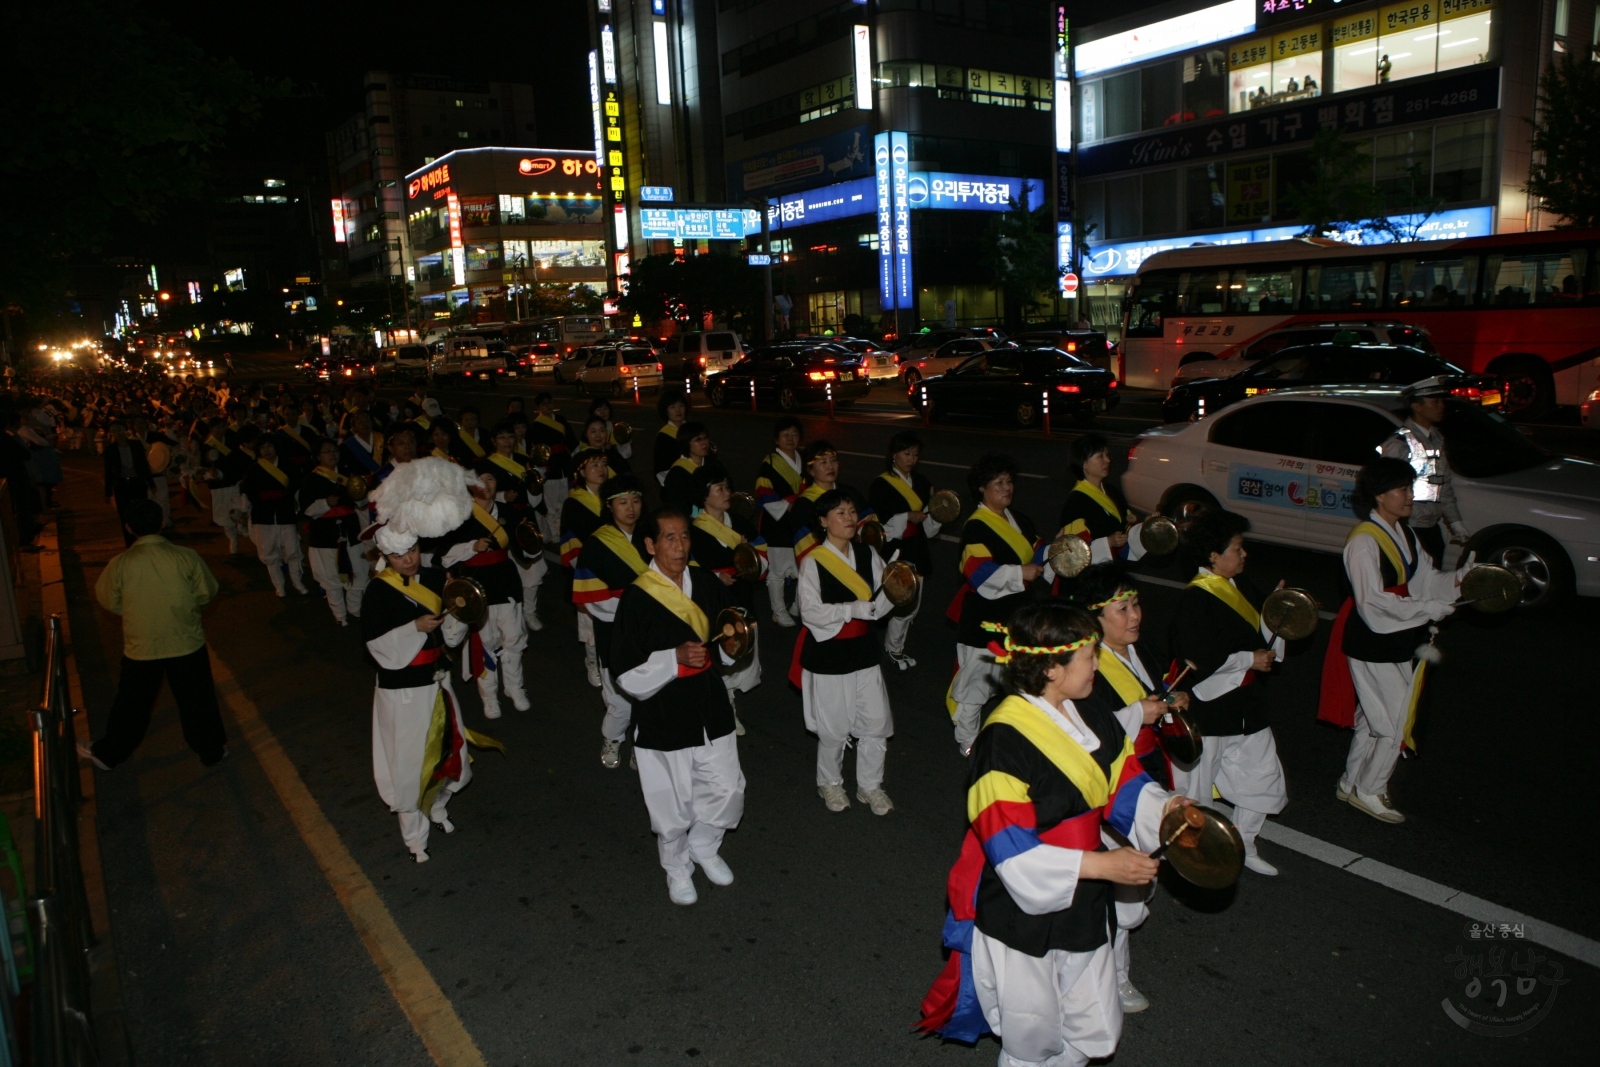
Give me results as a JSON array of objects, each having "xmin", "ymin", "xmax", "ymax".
[
  {"xmin": 403, "ymin": 147, "xmax": 607, "ymax": 325},
  {"xmin": 1067, "ymin": 0, "xmax": 1591, "ymax": 337},
  {"xmin": 326, "ymin": 73, "xmax": 540, "ymax": 297}
]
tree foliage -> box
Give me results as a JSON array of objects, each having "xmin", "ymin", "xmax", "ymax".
[
  {"xmin": 618, "ymin": 254, "xmax": 765, "ymax": 335},
  {"xmin": 980, "ymin": 200, "xmax": 1058, "ymax": 329},
  {"xmin": 1526, "ymin": 52, "xmax": 1600, "ymax": 229},
  {"xmin": 0, "ymin": 2, "xmax": 276, "ymax": 320},
  {"xmin": 1281, "ymin": 128, "xmax": 1390, "ymax": 240}
]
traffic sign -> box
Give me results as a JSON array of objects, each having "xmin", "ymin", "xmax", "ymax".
[
  {"xmin": 747, "ymin": 253, "xmax": 772, "ymax": 266},
  {"xmin": 640, "ymin": 186, "xmax": 675, "ymax": 202},
  {"xmin": 1062, "ymin": 271, "xmax": 1079, "ymax": 295}
]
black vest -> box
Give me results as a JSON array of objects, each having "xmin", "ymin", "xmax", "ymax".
[
  {"xmin": 800, "ymin": 542, "xmax": 880, "ymax": 676},
  {"xmin": 1342, "ymin": 524, "xmax": 1432, "ymax": 663},
  {"xmin": 360, "ymin": 570, "xmax": 451, "ymax": 690}
]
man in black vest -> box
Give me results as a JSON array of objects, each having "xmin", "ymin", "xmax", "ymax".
[{"xmin": 612, "ymin": 509, "xmax": 743, "ymax": 905}]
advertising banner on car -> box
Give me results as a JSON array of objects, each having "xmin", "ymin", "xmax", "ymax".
[{"xmin": 1226, "ymin": 461, "xmax": 1357, "ymax": 516}]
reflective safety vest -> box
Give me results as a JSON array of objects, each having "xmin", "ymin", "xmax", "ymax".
[{"xmin": 1390, "ymin": 427, "xmax": 1442, "ymax": 503}]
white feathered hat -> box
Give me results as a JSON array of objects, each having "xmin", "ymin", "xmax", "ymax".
[{"xmin": 369, "ymin": 457, "xmax": 479, "ymax": 541}]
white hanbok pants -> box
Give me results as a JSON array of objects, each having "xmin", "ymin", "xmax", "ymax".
[
  {"xmin": 765, "ymin": 546, "xmax": 797, "ymax": 611},
  {"xmin": 600, "ymin": 669, "xmax": 631, "ymax": 742},
  {"xmin": 1172, "ymin": 726, "xmax": 1287, "ymax": 855},
  {"xmin": 883, "ymin": 577, "xmax": 923, "ymax": 657},
  {"xmin": 951, "ymin": 643, "xmax": 1005, "ymax": 748},
  {"xmin": 251, "ymin": 522, "xmax": 304, "ymax": 593},
  {"xmin": 540, "ymin": 478, "xmax": 569, "ymax": 544},
  {"xmin": 634, "ymin": 732, "xmax": 745, "ymax": 878},
  {"xmin": 802, "ymin": 666, "xmax": 892, "ymax": 790},
  {"xmin": 148, "ymin": 473, "xmax": 171, "ymax": 527},
  {"xmin": 1344, "ymin": 659, "xmax": 1418, "ymax": 796},
  {"xmin": 517, "ymin": 554, "xmax": 548, "ymax": 627},
  {"xmin": 971, "ymin": 928, "xmax": 1122, "ymax": 1067},
  {"xmin": 471, "ymin": 601, "xmax": 527, "ymax": 712},
  {"xmin": 211, "ymin": 484, "xmax": 245, "ymax": 548},
  {"xmin": 372, "ymin": 676, "xmax": 471, "ymax": 857},
  {"xmin": 308, "ymin": 545, "xmax": 370, "ymax": 622}
]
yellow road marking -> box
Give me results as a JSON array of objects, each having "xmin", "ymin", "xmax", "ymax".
[{"xmin": 210, "ymin": 657, "xmax": 487, "ymax": 1067}]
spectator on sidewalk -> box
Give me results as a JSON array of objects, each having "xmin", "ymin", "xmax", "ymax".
[
  {"xmin": 103, "ymin": 420, "xmax": 155, "ymax": 546},
  {"xmin": 80, "ymin": 499, "xmax": 228, "ymax": 770}
]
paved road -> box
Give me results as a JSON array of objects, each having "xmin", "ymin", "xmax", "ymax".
[{"xmin": 64, "ymin": 352, "xmax": 1599, "ymax": 1065}]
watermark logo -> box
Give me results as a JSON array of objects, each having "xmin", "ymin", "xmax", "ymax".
[{"xmin": 1442, "ymin": 922, "xmax": 1569, "ymax": 1036}]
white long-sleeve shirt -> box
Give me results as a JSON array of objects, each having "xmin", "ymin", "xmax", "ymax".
[
  {"xmin": 1345, "ymin": 515, "xmax": 1459, "ymax": 633},
  {"xmin": 1189, "ymin": 568, "xmax": 1285, "ymax": 704},
  {"xmin": 797, "ymin": 539, "xmax": 889, "ymax": 640},
  {"xmin": 616, "ymin": 561, "xmax": 733, "ymax": 701}
]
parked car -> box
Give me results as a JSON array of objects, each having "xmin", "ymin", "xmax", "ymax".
[
  {"xmin": 575, "ymin": 344, "xmax": 665, "ymax": 396},
  {"xmin": 1170, "ymin": 320, "xmax": 1436, "ymax": 388},
  {"xmin": 833, "ymin": 338, "xmax": 899, "ymax": 382},
  {"xmin": 894, "ymin": 327, "xmax": 1006, "ymax": 367},
  {"xmin": 899, "ymin": 337, "xmax": 1002, "ymax": 389},
  {"xmin": 377, "ymin": 344, "xmax": 431, "ymax": 383},
  {"xmin": 705, "ymin": 342, "xmax": 872, "ymax": 411},
  {"xmin": 660, "ymin": 330, "xmax": 746, "ymax": 389},
  {"xmin": 429, "ymin": 336, "xmax": 500, "ymax": 384},
  {"xmin": 553, "ymin": 346, "xmax": 596, "ymax": 385},
  {"xmin": 330, "ymin": 357, "xmax": 376, "ymax": 382},
  {"xmin": 1007, "ymin": 329, "xmax": 1113, "ymax": 374},
  {"xmin": 1162, "ymin": 343, "xmax": 1500, "ymax": 423},
  {"xmin": 909, "ymin": 346, "xmax": 1120, "ymax": 427},
  {"xmin": 510, "ymin": 340, "xmax": 562, "ymax": 374},
  {"xmin": 1123, "ymin": 386, "xmax": 1599, "ymax": 607},
  {"xmin": 1582, "ymin": 388, "xmax": 1599, "ymax": 430}
]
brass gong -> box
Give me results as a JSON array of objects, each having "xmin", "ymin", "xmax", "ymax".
[
  {"xmin": 442, "ymin": 576, "xmax": 489, "ymax": 627},
  {"xmin": 1458, "ymin": 564, "xmax": 1523, "ymax": 613},
  {"xmin": 732, "ymin": 542, "xmax": 762, "ymax": 581},
  {"xmin": 1158, "ymin": 805, "xmax": 1245, "ymax": 889},
  {"xmin": 880, "ymin": 559, "xmax": 920, "ymax": 607},
  {"xmin": 729, "ymin": 491, "xmax": 758, "ymax": 523},
  {"xmin": 1262, "ymin": 587, "xmax": 1322, "ymax": 641},
  {"xmin": 857, "ymin": 518, "xmax": 886, "ymax": 549},
  {"xmin": 927, "ymin": 490, "xmax": 962, "ymax": 526},
  {"xmin": 712, "ymin": 606, "xmax": 755, "ymax": 660},
  {"xmin": 344, "ymin": 474, "xmax": 370, "ymax": 498},
  {"xmin": 611, "ymin": 421, "xmax": 633, "ymax": 445},
  {"xmin": 514, "ymin": 519, "xmax": 544, "ymax": 555},
  {"xmin": 1156, "ymin": 707, "xmax": 1204, "ymax": 765},
  {"xmin": 1138, "ymin": 515, "xmax": 1180, "ymax": 556},
  {"xmin": 526, "ymin": 443, "xmax": 552, "ymax": 467},
  {"xmin": 1047, "ymin": 532, "xmax": 1092, "ymax": 579}
]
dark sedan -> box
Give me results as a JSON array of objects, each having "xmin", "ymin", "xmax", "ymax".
[
  {"xmin": 1161, "ymin": 343, "xmax": 1503, "ymax": 423},
  {"xmin": 705, "ymin": 342, "xmax": 872, "ymax": 411},
  {"xmin": 909, "ymin": 346, "xmax": 1120, "ymax": 427}
]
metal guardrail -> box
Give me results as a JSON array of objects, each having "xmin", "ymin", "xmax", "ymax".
[{"xmin": 30, "ymin": 615, "xmax": 98, "ymax": 1067}]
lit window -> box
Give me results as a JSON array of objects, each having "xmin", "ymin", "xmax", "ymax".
[
  {"xmin": 1437, "ymin": 10, "xmax": 1494, "ymax": 72},
  {"xmin": 263, "ymin": 178, "xmax": 286, "ymax": 188},
  {"xmin": 458, "ymin": 131, "xmax": 470, "ymax": 139},
  {"xmin": 1226, "ymin": 38, "xmax": 1272, "ymax": 113},
  {"xmin": 1331, "ymin": 10, "xmax": 1380, "ymax": 91}
]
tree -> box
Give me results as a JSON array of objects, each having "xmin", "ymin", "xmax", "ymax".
[
  {"xmin": 979, "ymin": 199, "xmax": 1058, "ymax": 330},
  {"xmin": 1281, "ymin": 128, "xmax": 1390, "ymax": 241},
  {"xmin": 1526, "ymin": 52, "xmax": 1600, "ymax": 228},
  {"xmin": 618, "ymin": 253, "xmax": 764, "ymax": 336}
]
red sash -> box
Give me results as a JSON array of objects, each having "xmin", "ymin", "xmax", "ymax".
[
  {"xmin": 677, "ymin": 658, "xmax": 712, "ymax": 678},
  {"xmin": 787, "ymin": 619, "xmax": 869, "ymax": 687},
  {"xmin": 409, "ymin": 645, "xmax": 443, "ymax": 667},
  {"xmin": 324, "ymin": 504, "xmax": 356, "ymax": 519},
  {"xmin": 1316, "ymin": 581, "xmax": 1408, "ymax": 728}
]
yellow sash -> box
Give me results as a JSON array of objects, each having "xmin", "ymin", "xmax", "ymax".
[
  {"xmin": 376, "ymin": 567, "xmax": 443, "ymax": 614},
  {"xmin": 593, "ymin": 524, "xmax": 648, "ymax": 574},
  {"xmin": 472, "ymin": 504, "xmax": 510, "ymax": 549},
  {"xmin": 1346, "ymin": 521, "xmax": 1407, "ymax": 581},
  {"xmin": 257, "ymin": 458, "xmax": 289, "ymax": 487},
  {"xmin": 966, "ymin": 506, "xmax": 1036, "ymax": 565},
  {"xmin": 431, "ymin": 447, "xmax": 452, "ymax": 461},
  {"xmin": 533, "ymin": 413, "xmax": 566, "ymax": 436},
  {"xmin": 569, "ymin": 487, "xmax": 602, "ymax": 516},
  {"xmin": 414, "ymin": 415, "xmax": 432, "ymax": 430},
  {"xmin": 489, "ymin": 452, "xmax": 527, "ymax": 480},
  {"xmin": 658, "ymin": 423, "xmax": 681, "ymax": 441},
  {"xmin": 672, "ymin": 455, "xmax": 700, "ymax": 476},
  {"xmin": 280, "ymin": 427, "xmax": 311, "ymax": 452},
  {"xmin": 801, "ymin": 483, "xmax": 827, "ymax": 503},
  {"xmin": 458, "ymin": 428, "xmax": 486, "ymax": 458},
  {"xmin": 205, "ymin": 436, "xmax": 231, "ymax": 456},
  {"xmin": 766, "ymin": 451, "xmax": 802, "ymax": 493},
  {"xmin": 1097, "ymin": 646, "xmax": 1150, "ymax": 706},
  {"xmin": 984, "ymin": 695, "xmax": 1121, "ymax": 808},
  {"xmin": 693, "ymin": 512, "xmax": 744, "ymax": 551},
  {"xmin": 812, "ymin": 543, "xmax": 874, "ymax": 601},
  {"xmin": 1188, "ymin": 571, "xmax": 1260, "ymax": 631},
  {"xmin": 634, "ymin": 569, "xmax": 709, "ymax": 641},
  {"xmin": 877, "ymin": 471, "xmax": 924, "ymax": 512},
  {"xmin": 313, "ymin": 465, "xmax": 343, "ymax": 487},
  {"xmin": 1071, "ymin": 479, "xmax": 1126, "ymax": 523}
]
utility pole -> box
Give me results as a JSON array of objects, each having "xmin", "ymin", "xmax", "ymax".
[{"xmin": 761, "ymin": 205, "xmax": 773, "ymax": 343}]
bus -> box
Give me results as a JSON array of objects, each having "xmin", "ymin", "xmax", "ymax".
[
  {"xmin": 1119, "ymin": 228, "xmax": 1600, "ymax": 418},
  {"xmin": 512, "ymin": 315, "xmax": 605, "ymax": 355}
]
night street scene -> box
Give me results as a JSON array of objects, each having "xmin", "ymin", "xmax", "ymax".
[{"xmin": 3, "ymin": 0, "xmax": 1600, "ymax": 1064}]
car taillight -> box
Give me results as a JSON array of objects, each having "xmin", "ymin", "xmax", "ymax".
[
  {"xmin": 1108, "ymin": 379, "xmax": 1118, "ymax": 388},
  {"xmin": 1450, "ymin": 386, "xmax": 1483, "ymax": 400},
  {"xmin": 698, "ymin": 355, "xmax": 707, "ymax": 365},
  {"xmin": 1055, "ymin": 384, "xmax": 1080, "ymax": 393},
  {"xmin": 1065, "ymin": 342, "xmax": 1077, "ymax": 353},
  {"xmin": 808, "ymin": 370, "xmax": 837, "ymax": 381},
  {"xmin": 620, "ymin": 365, "xmax": 631, "ymax": 374},
  {"xmin": 1127, "ymin": 444, "xmax": 1139, "ymax": 462},
  {"xmin": 656, "ymin": 363, "xmax": 663, "ymax": 371}
]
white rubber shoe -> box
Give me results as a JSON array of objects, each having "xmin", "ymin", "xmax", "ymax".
[
  {"xmin": 856, "ymin": 787, "xmax": 894, "ymax": 816},
  {"xmin": 818, "ymin": 783, "xmax": 850, "ymax": 812},
  {"xmin": 1118, "ymin": 981, "xmax": 1150, "ymax": 1013}
]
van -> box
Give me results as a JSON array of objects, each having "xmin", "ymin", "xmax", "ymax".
[
  {"xmin": 665, "ymin": 331, "xmax": 745, "ymax": 389},
  {"xmin": 377, "ymin": 344, "xmax": 431, "ymax": 383},
  {"xmin": 428, "ymin": 336, "xmax": 500, "ymax": 383}
]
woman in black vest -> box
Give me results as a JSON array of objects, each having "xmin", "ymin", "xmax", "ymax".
[{"xmin": 867, "ymin": 430, "xmax": 942, "ymax": 670}]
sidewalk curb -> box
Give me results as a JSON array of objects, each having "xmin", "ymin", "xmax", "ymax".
[{"xmin": 36, "ymin": 519, "xmax": 132, "ymax": 1064}]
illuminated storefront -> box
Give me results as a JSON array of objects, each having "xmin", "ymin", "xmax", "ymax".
[{"xmin": 404, "ymin": 147, "xmax": 607, "ymax": 324}]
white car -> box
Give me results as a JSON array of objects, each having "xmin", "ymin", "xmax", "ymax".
[
  {"xmin": 1122, "ymin": 385, "xmax": 1600, "ymax": 607},
  {"xmin": 899, "ymin": 337, "xmax": 1001, "ymax": 389},
  {"xmin": 576, "ymin": 344, "xmax": 664, "ymax": 397},
  {"xmin": 1171, "ymin": 321, "xmax": 1435, "ymax": 389}
]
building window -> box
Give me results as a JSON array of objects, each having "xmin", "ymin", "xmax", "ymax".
[
  {"xmin": 1433, "ymin": 115, "xmax": 1497, "ymax": 201},
  {"xmin": 1181, "ymin": 50, "xmax": 1228, "ymax": 124},
  {"xmin": 1437, "ymin": 8, "xmax": 1494, "ymax": 71},
  {"xmin": 454, "ymin": 99, "xmax": 465, "ymax": 107},
  {"xmin": 1102, "ymin": 71, "xmax": 1139, "ymax": 138},
  {"xmin": 1185, "ymin": 162, "xmax": 1225, "ymax": 230},
  {"xmin": 457, "ymin": 130, "xmax": 470, "ymax": 139},
  {"xmin": 1105, "ymin": 177, "xmax": 1140, "ymax": 238},
  {"xmin": 1141, "ymin": 169, "xmax": 1178, "ymax": 234},
  {"xmin": 1374, "ymin": 128, "xmax": 1433, "ymax": 208},
  {"xmin": 1228, "ymin": 37, "xmax": 1272, "ymax": 113},
  {"xmin": 1079, "ymin": 81, "xmax": 1100, "ymax": 141},
  {"xmin": 1078, "ymin": 179, "xmax": 1105, "ymax": 242},
  {"xmin": 1271, "ymin": 28, "xmax": 1322, "ymax": 98},
  {"xmin": 808, "ymin": 291, "xmax": 846, "ymax": 328},
  {"xmin": 1141, "ymin": 61, "xmax": 1180, "ymax": 130}
]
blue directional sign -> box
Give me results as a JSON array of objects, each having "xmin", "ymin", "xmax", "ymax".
[
  {"xmin": 638, "ymin": 207, "xmax": 762, "ymax": 240},
  {"xmin": 747, "ymin": 253, "xmax": 772, "ymax": 266},
  {"xmin": 639, "ymin": 186, "xmax": 675, "ymax": 202}
]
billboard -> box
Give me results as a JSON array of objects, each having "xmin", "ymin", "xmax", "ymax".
[
  {"xmin": 875, "ymin": 133, "xmax": 894, "ymax": 310},
  {"xmin": 770, "ymin": 177, "xmax": 875, "ymax": 230},
  {"xmin": 726, "ymin": 125, "xmax": 872, "ymax": 198},
  {"xmin": 905, "ymin": 173, "xmax": 1044, "ymax": 212},
  {"xmin": 1074, "ymin": 0, "xmax": 1255, "ymax": 76},
  {"xmin": 891, "ymin": 131, "xmax": 913, "ymax": 310}
]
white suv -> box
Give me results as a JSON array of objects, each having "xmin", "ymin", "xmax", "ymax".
[
  {"xmin": 1171, "ymin": 321, "xmax": 1435, "ymax": 388},
  {"xmin": 1122, "ymin": 385, "xmax": 1600, "ymax": 607}
]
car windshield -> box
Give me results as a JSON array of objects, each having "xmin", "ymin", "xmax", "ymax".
[{"xmin": 1437, "ymin": 400, "xmax": 1552, "ymax": 477}]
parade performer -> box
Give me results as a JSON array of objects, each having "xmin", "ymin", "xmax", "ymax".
[
  {"xmin": 362, "ymin": 511, "xmax": 499, "ymax": 864},
  {"xmin": 794, "ymin": 489, "xmax": 895, "ymax": 816},
  {"xmin": 577, "ymin": 416, "xmax": 628, "ymax": 479},
  {"xmin": 588, "ymin": 396, "xmax": 633, "ymax": 460},
  {"xmin": 573, "ymin": 476, "xmax": 651, "ymax": 768},
  {"xmin": 300, "ymin": 439, "xmax": 370, "ymax": 625},
  {"xmin": 241, "ymin": 434, "xmax": 309, "ymax": 597},
  {"xmin": 917, "ymin": 602, "xmax": 1189, "ymax": 1065},
  {"xmin": 428, "ymin": 420, "xmax": 458, "ymax": 462},
  {"xmin": 1055, "ymin": 434, "xmax": 1147, "ymax": 571},
  {"xmin": 653, "ymin": 387, "xmax": 689, "ymax": 485},
  {"xmin": 949, "ymin": 454, "xmax": 1048, "ymax": 755},
  {"xmin": 1378, "ymin": 378, "xmax": 1468, "ymax": 567},
  {"xmin": 789, "ymin": 440, "xmax": 874, "ymax": 563},
  {"xmin": 612, "ymin": 509, "xmax": 744, "ymax": 906},
  {"xmin": 487, "ymin": 420, "xmax": 547, "ymax": 632},
  {"xmin": 274, "ymin": 409, "xmax": 319, "ymax": 479},
  {"xmin": 1169, "ymin": 509, "xmax": 1287, "ymax": 876},
  {"xmin": 661, "ymin": 420, "xmax": 713, "ymax": 516},
  {"xmin": 449, "ymin": 406, "xmax": 488, "ymax": 463},
  {"xmin": 561, "ymin": 448, "xmax": 611, "ymax": 687},
  {"xmin": 338, "ymin": 409, "xmax": 385, "ymax": 483},
  {"xmin": 689, "ymin": 462, "xmax": 766, "ymax": 734},
  {"xmin": 754, "ymin": 417, "xmax": 805, "ymax": 627},
  {"xmin": 867, "ymin": 430, "xmax": 942, "ymax": 670},
  {"xmin": 200, "ymin": 417, "xmax": 248, "ymax": 555},
  {"xmin": 439, "ymin": 463, "xmax": 529, "ymax": 719},
  {"xmin": 1318, "ymin": 458, "xmax": 1466, "ymax": 824},
  {"xmin": 529, "ymin": 392, "xmax": 576, "ymax": 544},
  {"xmin": 1065, "ymin": 562, "xmax": 1190, "ymax": 1015}
]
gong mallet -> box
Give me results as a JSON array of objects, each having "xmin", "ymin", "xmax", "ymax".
[
  {"xmin": 1148, "ymin": 805, "xmax": 1206, "ymax": 861},
  {"xmin": 1160, "ymin": 659, "xmax": 1197, "ymax": 705}
]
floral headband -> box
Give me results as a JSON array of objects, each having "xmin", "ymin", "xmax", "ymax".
[{"xmin": 981, "ymin": 621, "xmax": 1098, "ymax": 664}]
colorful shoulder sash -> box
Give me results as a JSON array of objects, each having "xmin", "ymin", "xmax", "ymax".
[
  {"xmin": 965, "ymin": 506, "xmax": 1036, "ymax": 565},
  {"xmin": 376, "ymin": 568, "xmax": 443, "ymax": 614},
  {"xmin": 634, "ymin": 569, "xmax": 709, "ymax": 641},
  {"xmin": 1187, "ymin": 571, "xmax": 1260, "ymax": 631}
]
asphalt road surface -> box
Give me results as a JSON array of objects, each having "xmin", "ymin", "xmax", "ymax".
[{"xmin": 62, "ymin": 351, "xmax": 1599, "ymax": 1066}]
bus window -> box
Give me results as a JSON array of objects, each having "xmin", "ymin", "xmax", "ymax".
[
  {"xmin": 1179, "ymin": 269, "xmax": 1234, "ymax": 314},
  {"xmin": 1304, "ymin": 262, "xmax": 1383, "ymax": 312},
  {"xmin": 1482, "ymin": 249, "xmax": 1585, "ymax": 308},
  {"xmin": 1240, "ymin": 266, "xmax": 1299, "ymax": 312},
  {"xmin": 1126, "ymin": 270, "xmax": 1179, "ymax": 337},
  {"xmin": 1387, "ymin": 257, "xmax": 1477, "ymax": 310}
]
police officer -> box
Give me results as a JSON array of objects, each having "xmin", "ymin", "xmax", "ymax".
[{"xmin": 1379, "ymin": 377, "xmax": 1467, "ymax": 567}]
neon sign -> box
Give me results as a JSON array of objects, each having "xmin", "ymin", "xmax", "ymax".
[
  {"xmin": 519, "ymin": 158, "xmax": 557, "ymax": 176},
  {"xmin": 331, "ymin": 199, "xmax": 347, "ymax": 243},
  {"xmin": 408, "ymin": 163, "xmax": 451, "ymax": 199}
]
